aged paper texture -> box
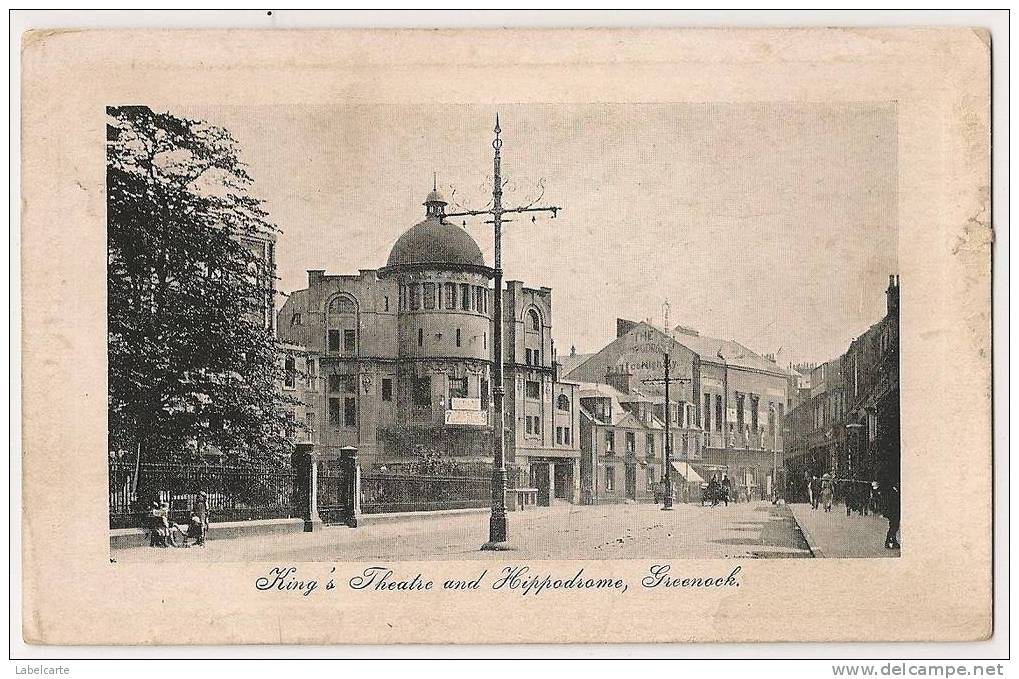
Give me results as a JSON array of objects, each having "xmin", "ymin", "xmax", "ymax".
[{"xmin": 20, "ymin": 28, "xmax": 991, "ymax": 644}]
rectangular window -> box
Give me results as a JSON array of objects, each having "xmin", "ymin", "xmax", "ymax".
[
  {"xmin": 436, "ymin": 283, "xmax": 442, "ymax": 309},
  {"xmin": 564, "ymin": 427, "xmax": 571, "ymax": 445},
  {"xmin": 409, "ymin": 284, "xmax": 420, "ymax": 310},
  {"xmin": 704, "ymin": 393, "xmax": 711, "ymax": 431},
  {"xmin": 328, "ymin": 374, "xmax": 342, "ymax": 393},
  {"xmin": 412, "ymin": 377, "xmax": 431, "ymax": 407},
  {"xmin": 423, "ymin": 282, "xmax": 436, "ymax": 309},
  {"xmin": 605, "ymin": 467, "xmax": 615, "ymax": 492},
  {"xmin": 525, "ymin": 416, "xmax": 532, "ymax": 434},
  {"xmin": 381, "ymin": 378, "xmax": 393, "ymax": 402},
  {"xmin": 344, "ymin": 397, "xmax": 356, "ymax": 427},
  {"xmin": 556, "ymin": 426, "xmax": 563, "ymax": 445},
  {"xmin": 646, "ymin": 433, "xmax": 655, "ymax": 455},
  {"xmin": 384, "ymin": 296, "xmax": 389, "ymax": 312},
  {"xmin": 456, "ymin": 328, "xmax": 461, "ymax": 347},
  {"xmin": 448, "ymin": 376, "xmax": 468, "ymax": 400},
  {"xmin": 480, "ymin": 378, "xmax": 489, "ymax": 410},
  {"xmin": 399, "ymin": 285, "xmax": 406, "ymax": 310},
  {"xmin": 328, "ymin": 398, "xmax": 341, "ymax": 426},
  {"xmin": 343, "ymin": 329, "xmax": 356, "ymax": 353},
  {"xmin": 444, "ymin": 282, "xmax": 456, "ymax": 310},
  {"xmin": 525, "ymin": 348, "xmax": 532, "ymax": 365},
  {"xmin": 460, "ymin": 283, "xmax": 471, "ymax": 311},
  {"xmin": 328, "ymin": 329, "xmax": 341, "ymax": 353},
  {"xmin": 626, "ymin": 431, "xmax": 635, "ymax": 453},
  {"xmin": 417, "ymin": 328, "xmax": 423, "ymax": 347},
  {"xmin": 605, "ymin": 430, "xmax": 615, "ymax": 453},
  {"xmin": 284, "ymin": 355, "xmax": 296, "ymax": 389},
  {"xmin": 306, "ymin": 358, "xmax": 316, "ymax": 388},
  {"xmin": 474, "ymin": 286, "xmax": 483, "ymax": 312},
  {"xmin": 715, "ymin": 395, "xmax": 723, "ymax": 431},
  {"xmin": 305, "ymin": 411, "xmax": 315, "ymax": 439},
  {"xmin": 526, "ymin": 380, "xmax": 540, "ymax": 399}
]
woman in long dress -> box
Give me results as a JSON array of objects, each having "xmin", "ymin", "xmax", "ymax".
[{"xmin": 820, "ymin": 473, "xmax": 834, "ymax": 512}]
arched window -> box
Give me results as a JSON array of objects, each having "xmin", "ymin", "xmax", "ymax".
[
  {"xmin": 527, "ymin": 308, "xmax": 540, "ymax": 332},
  {"xmin": 329, "ymin": 296, "xmax": 356, "ymax": 315},
  {"xmin": 556, "ymin": 394, "xmax": 570, "ymax": 411},
  {"xmin": 327, "ymin": 294, "xmax": 357, "ymax": 354}
]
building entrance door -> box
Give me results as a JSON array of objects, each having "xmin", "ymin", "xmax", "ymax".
[
  {"xmin": 532, "ymin": 463, "xmax": 552, "ymax": 506},
  {"xmin": 553, "ymin": 462, "xmax": 573, "ymax": 503},
  {"xmin": 624, "ymin": 464, "xmax": 637, "ymax": 500}
]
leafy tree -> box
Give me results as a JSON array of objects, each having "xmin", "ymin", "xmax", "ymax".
[{"xmin": 107, "ymin": 106, "xmax": 298, "ymax": 468}]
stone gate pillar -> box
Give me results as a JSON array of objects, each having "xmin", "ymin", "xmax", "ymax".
[
  {"xmin": 296, "ymin": 443, "xmax": 322, "ymax": 532},
  {"xmin": 339, "ymin": 446, "xmax": 360, "ymax": 528}
]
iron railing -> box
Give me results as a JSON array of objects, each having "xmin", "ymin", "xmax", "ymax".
[
  {"xmin": 108, "ymin": 461, "xmax": 297, "ymax": 528},
  {"xmin": 360, "ymin": 472, "xmax": 491, "ymax": 514}
]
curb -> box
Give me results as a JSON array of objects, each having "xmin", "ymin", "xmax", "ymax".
[
  {"xmin": 110, "ymin": 517, "xmax": 306, "ymax": 550},
  {"xmin": 356, "ymin": 507, "xmax": 491, "ymax": 526},
  {"xmin": 788, "ymin": 506, "xmax": 826, "ymax": 558}
]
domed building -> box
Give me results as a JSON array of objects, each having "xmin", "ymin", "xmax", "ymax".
[{"xmin": 277, "ymin": 188, "xmax": 581, "ymax": 506}]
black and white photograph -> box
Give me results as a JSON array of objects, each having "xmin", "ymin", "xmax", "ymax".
[
  {"xmin": 106, "ymin": 103, "xmax": 901, "ymax": 562},
  {"xmin": 16, "ymin": 19, "xmax": 997, "ymax": 654}
]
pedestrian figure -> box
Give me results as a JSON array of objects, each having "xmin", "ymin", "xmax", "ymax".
[
  {"xmin": 147, "ymin": 501, "xmax": 167, "ymax": 548},
  {"xmin": 148, "ymin": 500, "xmax": 171, "ymax": 548},
  {"xmin": 821, "ymin": 473, "xmax": 834, "ymax": 512},
  {"xmin": 720, "ymin": 474, "xmax": 731, "ymax": 507},
  {"xmin": 192, "ymin": 491, "xmax": 209, "ymax": 546},
  {"xmin": 707, "ymin": 476, "xmax": 720, "ymax": 507},
  {"xmin": 882, "ymin": 482, "xmax": 901, "ymax": 549},
  {"xmin": 809, "ymin": 475, "xmax": 820, "ymax": 509}
]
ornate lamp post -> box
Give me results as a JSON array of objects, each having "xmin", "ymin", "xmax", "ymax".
[
  {"xmin": 642, "ymin": 352, "xmax": 691, "ymax": 510},
  {"xmin": 446, "ymin": 115, "xmax": 561, "ymax": 549}
]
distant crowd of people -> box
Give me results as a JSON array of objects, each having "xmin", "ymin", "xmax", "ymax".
[
  {"xmin": 803, "ymin": 473, "xmax": 900, "ymax": 549},
  {"xmin": 147, "ymin": 491, "xmax": 209, "ymax": 548}
]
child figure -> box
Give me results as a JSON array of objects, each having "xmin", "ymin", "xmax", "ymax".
[{"xmin": 186, "ymin": 512, "xmax": 204, "ymax": 547}]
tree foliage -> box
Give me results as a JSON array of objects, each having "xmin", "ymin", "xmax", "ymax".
[{"xmin": 107, "ymin": 106, "xmax": 297, "ymax": 467}]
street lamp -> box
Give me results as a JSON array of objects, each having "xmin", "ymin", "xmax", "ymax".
[
  {"xmin": 642, "ymin": 352, "xmax": 691, "ymax": 511},
  {"xmin": 446, "ymin": 115, "xmax": 561, "ymax": 550}
]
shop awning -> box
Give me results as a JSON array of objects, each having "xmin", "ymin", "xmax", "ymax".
[{"xmin": 670, "ymin": 461, "xmax": 704, "ymax": 484}]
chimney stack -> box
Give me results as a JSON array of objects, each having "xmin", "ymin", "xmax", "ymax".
[{"xmin": 886, "ymin": 273, "xmax": 900, "ymax": 316}]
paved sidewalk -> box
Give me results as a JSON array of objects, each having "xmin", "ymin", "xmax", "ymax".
[
  {"xmin": 112, "ymin": 500, "xmax": 812, "ymax": 562},
  {"xmin": 788, "ymin": 502, "xmax": 900, "ymax": 558}
]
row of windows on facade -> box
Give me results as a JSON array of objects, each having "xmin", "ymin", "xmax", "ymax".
[
  {"xmin": 600, "ymin": 465, "xmax": 658, "ymax": 492},
  {"xmin": 399, "ymin": 282, "xmax": 490, "ymax": 314},
  {"xmin": 297, "ymin": 375, "xmax": 493, "ymax": 435},
  {"xmin": 700, "ymin": 392, "xmax": 784, "ymax": 434},
  {"xmin": 598, "ymin": 430, "xmax": 698, "ymax": 457},
  {"xmin": 521, "ymin": 415, "xmax": 572, "ymax": 445},
  {"xmin": 414, "ymin": 327, "xmax": 484, "ymax": 350}
]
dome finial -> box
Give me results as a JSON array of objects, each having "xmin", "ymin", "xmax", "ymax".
[{"xmin": 424, "ymin": 176, "xmax": 447, "ymax": 218}]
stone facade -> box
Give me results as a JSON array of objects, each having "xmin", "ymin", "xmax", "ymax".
[
  {"xmin": 565, "ymin": 318, "xmax": 793, "ymax": 502},
  {"xmin": 275, "ymin": 190, "xmax": 581, "ymax": 495},
  {"xmin": 782, "ymin": 276, "xmax": 900, "ymax": 499}
]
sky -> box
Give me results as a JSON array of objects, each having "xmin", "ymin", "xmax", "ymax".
[{"xmin": 184, "ymin": 103, "xmax": 897, "ymax": 366}]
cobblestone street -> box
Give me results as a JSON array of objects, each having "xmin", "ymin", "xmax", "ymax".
[{"xmin": 113, "ymin": 500, "xmax": 816, "ymax": 562}]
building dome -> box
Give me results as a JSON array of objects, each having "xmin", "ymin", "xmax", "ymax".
[
  {"xmin": 386, "ymin": 217, "xmax": 486, "ymax": 269},
  {"xmin": 385, "ymin": 189, "xmax": 487, "ymax": 270}
]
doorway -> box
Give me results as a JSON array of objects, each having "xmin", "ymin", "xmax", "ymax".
[
  {"xmin": 624, "ymin": 464, "xmax": 637, "ymax": 500},
  {"xmin": 532, "ymin": 463, "xmax": 552, "ymax": 506},
  {"xmin": 553, "ymin": 462, "xmax": 573, "ymax": 502}
]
